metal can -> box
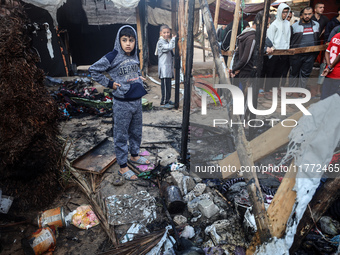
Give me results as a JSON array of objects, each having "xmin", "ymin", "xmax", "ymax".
[
  {"xmin": 165, "ymin": 186, "xmax": 186, "ymax": 214},
  {"xmin": 23, "ymin": 227, "xmax": 57, "ymax": 255},
  {"xmin": 37, "ymin": 206, "xmax": 66, "ymax": 228}
]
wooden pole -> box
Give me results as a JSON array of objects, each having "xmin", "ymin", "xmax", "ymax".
[
  {"xmin": 213, "ymin": 0, "xmax": 221, "ymax": 29},
  {"xmin": 202, "ymin": 16, "xmax": 206, "ymax": 62},
  {"xmin": 212, "ymin": 0, "xmax": 220, "ymax": 84},
  {"xmin": 136, "ymin": 3, "xmax": 143, "ymax": 72},
  {"xmin": 173, "ymin": 0, "xmax": 180, "ymax": 110},
  {"xmin": 142, "ymin": 0, "xmax": 148, "ymax": 75},
  {"xmin": 248, "ymin": 0, "xmax": 271, "ymax": 140},
  {"xmin": 180, "ymin": 0, "xmax": 195, "ymax": 163},
  {"xmin": 227, "ymin": 0, "xmax": 241, "ymax": 68},
  {"xmin": 178, "ymin": 0, "xmax": 188, "ymax": 74},
  {"xmin": 171, "ymin": 0, "xmax": 176, "ymax": 35},
  {"xmin": 199, "ymin": 0, "xmax": 271, "ymax": 243}
]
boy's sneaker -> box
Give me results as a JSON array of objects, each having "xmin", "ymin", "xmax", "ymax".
[
  {"xmin": 160, "ymin": 102, "xmax": 165, "ymax": 105},
  {"xmin": 168, "ymin": 101, "xmax": 175, "ymax": 105},
  {"xmin": 161, "ymin": 103, "xmax": 174, "ymax": 109}
]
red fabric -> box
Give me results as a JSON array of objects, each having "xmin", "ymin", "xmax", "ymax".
[
  {"xmin": 209, "ymin": 0, "xmax": 276, "ymax": 25},
  {"xmin": 326, "ymin": 33, "xmax": 340, "ymax": 79}
]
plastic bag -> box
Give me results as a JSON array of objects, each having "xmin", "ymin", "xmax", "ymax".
[{"xmin": 71, "ymin": 205, "xmax": 99, "ymax": 229}]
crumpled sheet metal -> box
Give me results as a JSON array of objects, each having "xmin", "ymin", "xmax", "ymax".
[{"xmin": 105, "ymin": 190, "xmax": 157, "ymax": 225}]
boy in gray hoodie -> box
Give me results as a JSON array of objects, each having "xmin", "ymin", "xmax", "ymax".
[{"xmin": 89, "ymin": 25, "xmax": 149, "ymax": 180}]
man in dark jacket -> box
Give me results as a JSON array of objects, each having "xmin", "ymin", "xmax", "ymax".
[
  {"xmin": 231, "ymin": 11, "xmax": 273, "ymax": 91},
  {"xmin": 289, "ymin": 7, "xmax": 320, "ymax": 90},
  {"xmin": 221, "ymin": 12, "xmax": 249, "ymax": 65},
  {"xmin": 324, "ymin": 7, "xmax": 340, "ymax": 42},
  {"xmin": 311, "ymin": 2, "xmax": 329, "ymax": 38}
]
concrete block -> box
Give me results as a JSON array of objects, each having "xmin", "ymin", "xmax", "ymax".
[
  {"xmin": 158, "ymin": 148, "xmax": 179, "ymax": 166},
  {"xmin": 170, "ymin": 171, "xmax": 184, "ymax": 192},
  {"xmin": 182, "ymin": 176, "xmax": 196, "ymax": 194},
  {"xmin": 193, "ymin": 183, "xmax": 206, "ymax": 197},
  {"xmin": 198, "ymin": 199, "xmax": 219, "ymax": 218},
  {"xmin": 183, "ymin": 190, "xmax": 196, "ymax": 202},
  {"xmin": 173, "ymin": 215, "xmax": 187, "ymax": 226}
]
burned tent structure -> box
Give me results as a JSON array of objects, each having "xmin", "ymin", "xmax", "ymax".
[{"xmin": 20, "ymin": 0, "xmax": 202, "ymax": 76}]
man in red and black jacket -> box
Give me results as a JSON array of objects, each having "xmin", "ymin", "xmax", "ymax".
[{"xmin": 321, "ymin": 32, "xmax": 340, "ymax": 99}]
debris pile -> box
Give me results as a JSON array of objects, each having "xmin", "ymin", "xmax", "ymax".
[
  {"xmin": 48, "ymin": 77, "xmax": 152, "ymax": 120},
  {"xmin": 0, "ymin": 2, "xmax": 61, "ymax": 210},
  {"xmin": 49, "ymin": 77, "xmax": 113, "ymax": 119}
]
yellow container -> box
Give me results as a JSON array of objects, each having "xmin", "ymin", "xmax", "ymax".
[
  {"xmin": 28, "ymin": 227, "xmax": 57, "ymax": 255},
  {"xmin": 37, "ymin": 207, "xmax": 66, "ymax": 228}
]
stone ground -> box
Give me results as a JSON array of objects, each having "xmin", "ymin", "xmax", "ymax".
[{"xmin": 0, "ymin": 44, "xmax": 321, "ymax": 255}]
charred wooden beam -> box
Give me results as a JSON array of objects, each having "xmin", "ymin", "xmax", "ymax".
[
  {"xmin": 173, "ymin": 0, "xmax": 181, "ymax": 110},
  {"xmin": 199, "ymin": 0, "xmax": 271, "ymax": 243},
  {"xmin": 180, "ymin": 0, "xmax": 195, "ymax": 163}
]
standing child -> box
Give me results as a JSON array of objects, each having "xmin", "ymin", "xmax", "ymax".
[
  {"xmin": 88, "ymin": 25, "xmax": 150, "ymax": 181},
  {"xmin": 155, "ymin": 24, "xmax": 176, "ymax": 108}
]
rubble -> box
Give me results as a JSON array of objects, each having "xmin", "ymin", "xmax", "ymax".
[
  {"xmin": 105, "ymin": 191, "xmax": 157, "ymax": 225},
  {"xmin": 320, "ymin": 216, "xmax": 340, "ymax": 236},
  {"xmin": 198, "ymin": 199, "xmax": 219, "ymax": 219},
  {"xmin": 180, "ymin": 225, "xmax": 195, "ymax": 239},
  {"xmin": 173, "ymin": 215, "xmax": 187, "ymax": 226}
]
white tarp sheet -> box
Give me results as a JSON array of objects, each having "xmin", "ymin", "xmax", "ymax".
[
  {"xmin": 256, "ymin": 94, "xmax": 340, "ymax": 254},
  {"xmin": 108, "ymin": 0, "xmax": 140, "ymax": 9},
  {"xmin": 22, "ymin": 0, "xmax": 66, "ymax": 25}
]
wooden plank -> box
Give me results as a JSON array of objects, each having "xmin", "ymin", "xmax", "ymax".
[
  {"xmin": 136, "ymin": 4, "xmax": 143, "ymax": 71},
  {"xmin": 222, "ymin": 44, "xmax": 329, "ymax": 56},
  {"xmin": 220, "ymin": 111, "xmax": 303, "ymax": 179},
  {"xmin": 227, "ymin": 0, "xmax": 240, "ymax": 68},
  {"xmin": 247, "ymin": 163, "xmax": 297, "ymax": 254},
  {"xmin": 267, "ymin": 161, "xmax": 297, "ymax": 237},
  {"xmin": 72, "ymin": 138, "xmax": 117, "ymax": 175},
  {"xmin": 279, "ymin": 44, "xmax": 328, "ymax": 55}
]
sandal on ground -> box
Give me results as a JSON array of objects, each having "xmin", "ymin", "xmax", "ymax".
[
  {"xmin": 129, "ymin": 156, "xmax": 150, "ymax": 165},
  {"xmin": 118, "ymin": 169, "xmax": 138, "ymax": 181}
]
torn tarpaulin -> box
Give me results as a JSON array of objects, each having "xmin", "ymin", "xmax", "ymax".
[{"xmin": 255, "ymin": 94, "xmax": 340, "ymax": 254}]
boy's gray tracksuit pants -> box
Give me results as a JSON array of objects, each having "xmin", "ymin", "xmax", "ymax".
[{"xmin": 113, "ymin": 98, "xmax": 142, "ymax": 167}]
